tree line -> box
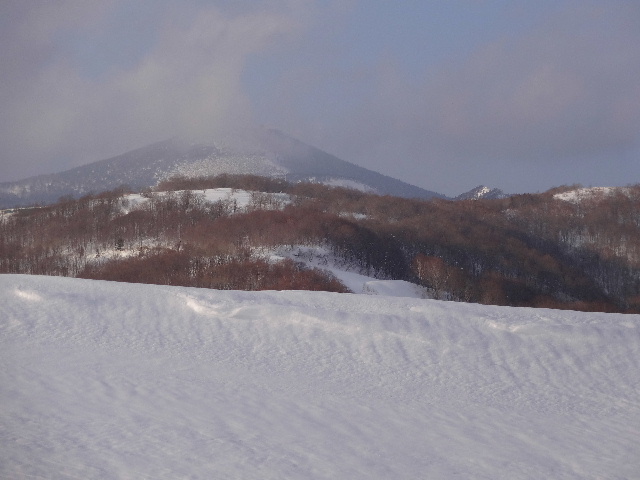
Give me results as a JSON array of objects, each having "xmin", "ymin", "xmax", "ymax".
[{"xmin": 1, "ymin": 175, "xmax": 638, "ymax": 313}]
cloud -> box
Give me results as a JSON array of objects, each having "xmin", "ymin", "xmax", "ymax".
[
  {"xmin": 2, "ymin": 1, "xmax": 638, "ymax": 196},
  {"xmin": 299, "ymin": 3, "xmax": 640, "ymax": 193},
  {"xmin": 0, "ymin": 1, "xmax": 300, "ymax": 181},
  {"xmin": 421, "ymin": 4, "xmax": 640, "ymax": 161}
]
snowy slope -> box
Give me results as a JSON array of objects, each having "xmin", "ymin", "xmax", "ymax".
[
  {"xmin": 2, "ymin": 275, "xmax": 640, "ymax": 479},
  {"xmin": 0, "ymin": 129, "xmax": 445, "ymax": 208},
  {"xmin": 553, "ymin": 186, "xmax": 634, "ymax": 203},
  {"xmin": 455, "ymin": 185, "xmax": 508, "ymax": 200},
  {"xmin": 122, "ymin": 188, "xmax": 291, "ymax": 214},
  {"xmin": 270, "ymin": 245, "xmax": 426, "ymax": 298}
]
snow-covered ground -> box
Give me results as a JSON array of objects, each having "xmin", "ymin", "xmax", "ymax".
[
  {"xmin": 322, "ymin": 178, "xmax": 375, "ymax": 193},
  {"xmin": 270, "ymin": 245, "xmax": 426, "ymax": 298},
  {"xmin": 123, "ymin": 188, "xmax": 291, "ymax": 214},
  {"xmin": 166, "ymin": 151, "xmax": 288, "ymax": 181},
  {"xmin": 553, "ymin": 186, "xmax": 633, "ymax": 203},
  {"xmin": 2, "ymin": 275, "xmax": 639, "ymax": 479}
]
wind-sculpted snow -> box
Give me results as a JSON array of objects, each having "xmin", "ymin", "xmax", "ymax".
[{"xmin": 1, "ymin": 275, "xmax": 639, "ymax": 479}]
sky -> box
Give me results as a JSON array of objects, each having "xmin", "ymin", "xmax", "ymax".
[{"xmin": 1, "ymin": 1, "xmax": 639, "ymax": 196}]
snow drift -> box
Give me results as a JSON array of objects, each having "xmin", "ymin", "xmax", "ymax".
[{"xmin": 1, "ymin": 274, "xmax": 639, "ymax": 479}]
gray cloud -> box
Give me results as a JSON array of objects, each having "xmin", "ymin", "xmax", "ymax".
[
  {"xmin": 283, "ymin": 3, "xmax": 640, "ymax": 194},
  {"xmin": 1, "ymin": 1, "xmax": 638, "ymax": 196},
  {"xmin": 0, "ymin": 1, "xmax": 300, "ymax": 181},
  {"xmin": 423, "ymin": 4, "xmax": 640, "ymax": 161}
]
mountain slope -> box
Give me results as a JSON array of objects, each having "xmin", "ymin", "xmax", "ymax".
[
  {"xmin": 2, "ymin": 275, "xmax": 639, "ymax": 479},
  {"xmin": 0, "ymin": 129, "xmax": 444, "ymax": 208},
  {"xmin": 3, "ymin": 179, "xmax": 639, "ymax": 312},
  {"xmin": 455, "ymin": 185, "xmax": 508, "ymax": 200}
]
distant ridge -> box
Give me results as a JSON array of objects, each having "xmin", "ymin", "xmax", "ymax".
[
  {"xmin": 455, "ymin": 185, "xmax": 508, "ymax": 201},
  {"xmin": 0, "ymin": 129, "xmax": 445, "ymax": 208}
]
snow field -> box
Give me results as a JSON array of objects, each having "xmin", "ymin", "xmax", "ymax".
[
  {"xmin": 268, "ymin": 245, "xmax": 426, "ymax": 299},
  {"xmin": 553, "ymin": 186, "xmax": 634, "ymax": 203},
  {"xmin": 122, "ymin": 188, "xmax": 291, "ymax": 214},
  {"xmin": 1, "ymin": 274, "xmax": 640, "ymax": 479}
]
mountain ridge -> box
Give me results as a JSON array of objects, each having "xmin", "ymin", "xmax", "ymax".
[
  {"xmin": 0, "ymin": 129, "xmax": 445, "ymax": 208},
  {"xmin": 455, "ymin": 185, "xmax": 508, "ymax": 200}
]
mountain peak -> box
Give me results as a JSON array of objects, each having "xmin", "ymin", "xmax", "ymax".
[
  {"xmin": 0, "ymin": 130, "xmax": 446, "ymax": 208},
  {"xmin": 455, "ymin": 185, "xmax": 507, "ymax": 201}
]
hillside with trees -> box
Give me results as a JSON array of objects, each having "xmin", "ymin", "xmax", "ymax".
[{"xmin": 1, "ymin": 175, "xmax": 639, "ymax": 313}]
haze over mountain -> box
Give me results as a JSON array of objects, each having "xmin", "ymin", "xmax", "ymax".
[
  {"xmin": 2, "ymin": 3, "xmax": 638, "ymax": 196},
  {"xmin": 0, "ymin": 129, "xmax": 445, "ymax": 208}
]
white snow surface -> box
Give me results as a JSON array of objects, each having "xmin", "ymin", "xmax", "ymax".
[
  {"xmin": 2, "ymin": 274, "xmax": 640, "ymax": 479},
  {"xmin": 123, "ymin": 188, "xmax": 291, "ymax": 213},
  {"xmin": 270, "ymin": 245, "xmax": 426, "ymax": 298},
  {"xmin": 468, "ymin": 186, "xmax": 492, "ymax": 199},
  {"xmin": 165, "ymin": 151, "xmax": 288, "ymax": 181},
  {"xmin": 553, "ymin": 186, "xmax": 632, "ymax": 203},
  {"xmin": 322, "ymin": 178, "xmax": 375, "ymax": 193}
]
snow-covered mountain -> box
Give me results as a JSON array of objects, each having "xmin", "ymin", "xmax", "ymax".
[
  {"xmin": 0, "ymin": 129, "xmax": 445, "ymax": 208},
  {"xmin": 2, "ymin": 274, "xmax": 639, "ymax": 478},
  {"xmin": 455, "ymin": 185, "xmax": 508, "ymax": 200}
]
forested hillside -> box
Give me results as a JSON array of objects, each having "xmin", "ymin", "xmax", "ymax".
[{"xmin": 1, "ymin": 175, "xmax": 639, "ymax": 313}]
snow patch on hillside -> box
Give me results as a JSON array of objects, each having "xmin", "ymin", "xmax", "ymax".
[
  {"xmin": 122, "ymin": 188, "xmax": 291, "ymax": 214},
  {"xmin": 323, "ymin": 178, "xmax": 376, "ymax": 193},
  {"xmin": 269, "ymin": 245, "xmax": 426, "ymax": 298},
  {"xmin": 554, "ymin": 186, "xmax": 632, "ymax": 203},
  {"xmin": 0, "ymin": 184, "xmax": 31, "ymax": 196},
  {"xmin": 1, "ymin": 275, "xmax": 639, "ymax": 479},
  {"xmin": 456, "ymin": 185, "xmax": 507, "ymax": 200},
  {"xmin": 162, "ymin": 151, "xmax": 288, "ymax": 181}
]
